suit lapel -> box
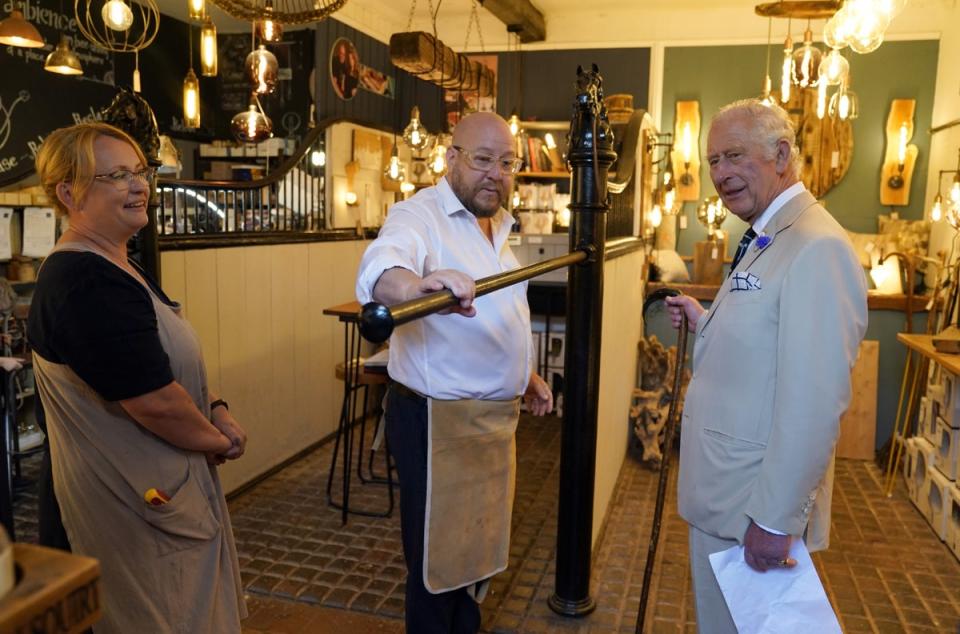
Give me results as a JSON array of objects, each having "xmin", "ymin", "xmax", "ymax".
[{"xmin": 697, "ymin": 190, "xmax": 818, "ymax": 338}]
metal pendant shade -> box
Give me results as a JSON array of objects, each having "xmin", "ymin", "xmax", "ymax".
[
  {"xmin": 0, "ymin": 9, "xmax": 45, "ymax": 48},
  {"xmin": 44, "ymin": 34, "xmax": 84, "ymax": 74},
  {"xmin": 209, "ymin": 0, "xmax": 346, "ymax": 25}
]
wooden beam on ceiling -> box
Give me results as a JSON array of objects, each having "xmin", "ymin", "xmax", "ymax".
[{"xmin": 480, "ymin": 0, "xmax": 546, "ymax": 43}]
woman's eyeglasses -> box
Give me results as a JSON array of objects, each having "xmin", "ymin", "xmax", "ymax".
[{"xmin": 93, "ymin": 168, "xmax": 155, "ymax": 190}]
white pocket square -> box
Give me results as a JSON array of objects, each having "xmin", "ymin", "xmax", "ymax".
[{"xmin": 730, "ymin": 272, "xmax": 761, "ymax": 291}]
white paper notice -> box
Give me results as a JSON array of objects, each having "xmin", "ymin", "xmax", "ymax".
[
  {"xmin": 708, "ymin": 540, "xmax": 840, "ymax": 634},
  {"xmin": 0, "ymin": 208, "xmax": 12, "ymax": 261},
  {"xmin": 22, "ymin": 207, "xmax": 56, "ymax": 258}
]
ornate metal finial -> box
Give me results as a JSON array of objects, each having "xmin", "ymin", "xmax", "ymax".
[
  {"xmin": 567, "ymin": 64, "xmax": 617, "ymax": 207},
  {"xmin": 101, "ymin": 88, "xmax": 161, "ymax": 166}
]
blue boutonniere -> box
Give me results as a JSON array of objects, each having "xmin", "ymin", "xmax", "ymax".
[{"xmin": 754, "ymin": 233, "xmax": 772, "ymax": 251}]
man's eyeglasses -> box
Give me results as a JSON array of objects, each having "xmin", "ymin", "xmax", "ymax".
[
  {"xmin": 93, "ymin": 168, "xmax": 155, "ymax": 190},
  {"xmin": 452, "ymin": 146, "xmax": 523, "ymax": 175}
]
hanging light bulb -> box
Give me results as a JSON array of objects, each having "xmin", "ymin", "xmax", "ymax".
[
  {"xmin": 816, "ymin": 81, "xmax": 828, "ymax": 119},
  {"xmin": 544, "ymin": 132, "xmax": 557, "ymax": 150},
  {"xmin": 246, "ymin": 45, "xmax": 278, "ymax": 95},
  {"xmin": 231, "ymin": 94, "xmax": 272, "ymax": 143},
  {"xmin": 384, "ymin": 143, "xmax": 402, "ymax": 182},
  {"xmin": 402, "ymin": 106, "xmax": 430, "ymax": 152},
  {"xmin": 760, "ymin": 75, "xmax": 775, "ymax": 107},
  {"xmin": 876, "ymin": 0, "xmax": 907, "ymax": 20},
  {"xmin": 187, "ymin": 0, "xmax": 204, "ymax": 20},
  {"xmin": 508, "ymin": 111, "xmax": 521, "ymax": 137},
  {"xmin": 649, "ymin": 204, "xmax": 663, "ymax": 229},
  {"xmin": 780, "ymin": 34, "xmax": 794, "ymax": 103},
  {"xmin": 829, "ymin": 79, "xmax": 860, "ymax": 120},
  {"xmin": 101, "ymin": 0, "xmax": 133, "ymax": 31},
  {"xmin": 200, "ymin": 16, "xmax": 217, "ymax": 76},
  {"xmin": 951, "ymin": 173, "xmax": 960, "ymax": 205},
  {"xmin": 257, "ymin": 0, "xmax": 283, "ymax": 42},
  {"xmin": 310, "ymin": 149, "xmax": 326, "ymax": 167},
  {"xmin": 44, "ymin": 34, "xmax": 83, "ymax": 75},
  {"xmin": 931, "ymin": 194, "xmax": 943, "ymax": 222},
  {"xmin": 0, "ymin": 9, "xmax": 44, "ymax": 48},
  {"xmin": 791, "ymin": 25, "xmax": 822, "ymax": 88},
  {"xmin": 429, "ymin": 141, "xmax": 447, "ymax": 176},
  {"xmin": 511, "ymin": 189, "xmax": 521, "ymax": 208},
  {"xmin": 182, "ymin": 67, "xmax": 200, "ymax": 129},
  {"xmin": 400, "ymin": 180, "xmax": 416, "ymax": 194},
  {"xmin": 818, "ymin": 49, "xmax": 849, "ymax": 86},
  {"xmin": 664, "ymin": 186, "xmax": 676, "ymax": 214}
]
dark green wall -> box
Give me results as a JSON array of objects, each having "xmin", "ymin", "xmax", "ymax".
[{"xmin": 656, "ymin": 39, "xmax": 940, "ymax": 452}]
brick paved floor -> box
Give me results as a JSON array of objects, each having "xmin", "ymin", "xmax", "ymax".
[{"xmin": 11, "ymin": 413, "xmax": 960, "ymax": 632}]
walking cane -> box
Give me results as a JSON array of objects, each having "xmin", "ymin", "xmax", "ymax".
[{"xmin": 635, "ymin": 288, "xmax": 689, "ymax": 634}]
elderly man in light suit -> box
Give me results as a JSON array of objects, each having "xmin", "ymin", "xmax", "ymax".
[{"xmin": 666, "ymin": 99, "xmax": 867, "ymax": 632}]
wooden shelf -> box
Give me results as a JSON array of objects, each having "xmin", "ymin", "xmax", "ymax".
[{"xmin": 898, "ymin": 333, "xmax": 960, "ymax": 376}]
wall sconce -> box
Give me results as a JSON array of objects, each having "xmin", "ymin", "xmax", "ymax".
[
  {"xmin": 671, "ymin": 101, "xmax": 700, "ymax": 202},
  {"xmin": 880, "ymin": 98, "xmax": 917, "ymax": 206},
  {"xmin": 929, "ymin": 149, "xmax": 960, "ymax": 222},
  {"xmin": 344, "ymin": 159, "xmax": 360, "ymax": 206}
]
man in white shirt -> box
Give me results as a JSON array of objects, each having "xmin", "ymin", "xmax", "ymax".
[
  {"xmin": 356, "ymin": 112, "xmax": 552, "ymax": 634},
  {"xmin": 666, "ymin": 99, "xmax": 867, "ymax": 632}
]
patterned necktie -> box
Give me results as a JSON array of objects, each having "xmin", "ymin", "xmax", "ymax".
[{"xmin": 728, "ymin": 227, "xmax": 757, "ymax": 277}]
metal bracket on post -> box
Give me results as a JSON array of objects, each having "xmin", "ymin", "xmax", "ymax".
[{"xmin": 548, "ymin": 64, "xmax": 617, "ymax": 619}]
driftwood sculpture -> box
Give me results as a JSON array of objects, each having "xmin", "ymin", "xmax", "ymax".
[
  {"xmin": 629, "ymin": 335, "xmax": 690, "ymax": 468},
  {"xmin": 389, "ymin": 32, "xmax": 495, "ymax": 97}
]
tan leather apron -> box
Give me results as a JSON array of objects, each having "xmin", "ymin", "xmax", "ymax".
[{"xmin": 424, "ymin": 396, "xmax": 520, "ymax": 599}]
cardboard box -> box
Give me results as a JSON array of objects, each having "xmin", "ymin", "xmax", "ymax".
[
  {"xmin": 936, "ymin": 417, "xmax": 960, "ymax": 481},
  {"xmin": 927, "ymin": 466, "xmax": 952, "ymax": 541}
]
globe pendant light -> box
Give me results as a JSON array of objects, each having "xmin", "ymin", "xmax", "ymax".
[
  {"xmin": 200, "ymin": 16, "xmax": 217, "ymax": 76},
  {"xmin": 101, "ymin": 0, "xmax": 134, "ymax": 31},
  {"xmin": 257, "ymin": 0, "xmax": 282, "ymax": 42},
  {"xmin": 0, "ymin": 8, "xmax": 44, "ymax": 47},
  {"xmin": 402, "ymin": 106, "xmax": 430, "ymax": 152},
  {"xmin": 183, "ymin": 67, "xmax": 200, "ymax": 128},
  {"xmin": 791, "ymin": 24, "xmax": 822, "ymax": 88},
  {"xmin": 44, "ymin": 34, "xmax": 83, "ymax": 75},
  {"xmin": 828, "ymin": 78, "xmax": 859, "ymax": 121},
  {"xmin": 231, "ymin": 94, "xmax": 272, "ymax": 143},
  {"xmin": 818, "ymin": 48, "xmax": 849, "ymax": 87},
  {"xmin": 246, "ymin": 45, "xmax": 278, "ymax": 95}
]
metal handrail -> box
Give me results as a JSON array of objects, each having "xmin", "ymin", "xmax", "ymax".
[{"xmin": 358, "ymin": 247, "xmax": 592, "ymax": 343}]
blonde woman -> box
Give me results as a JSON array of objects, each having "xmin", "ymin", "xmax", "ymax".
[{"xmin": 29, "ymin": 122, "xmax": 247, "ymax": 632}]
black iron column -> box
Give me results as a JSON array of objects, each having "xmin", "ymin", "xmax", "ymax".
[{"xmin": 549, "ymin": 65, "xmax": 617, "ymax": 617}]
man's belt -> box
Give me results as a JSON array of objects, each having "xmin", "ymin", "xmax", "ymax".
[{"xmin": 391, "ymin": 381, "xmax": 426, "ymax": 405}]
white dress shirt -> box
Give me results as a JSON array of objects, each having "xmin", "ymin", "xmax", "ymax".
[{"xmin": 356, "ymin": 177, "xmax": 532, "ymax": 400}]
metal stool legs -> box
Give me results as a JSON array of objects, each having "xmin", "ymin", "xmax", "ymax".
[{"xmin": 325, "ymin": 319, "xmax": 395, "ymax": 525}]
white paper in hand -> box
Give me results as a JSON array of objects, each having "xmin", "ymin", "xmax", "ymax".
[{"xmin": 708, "ymin": 539, "xmax": 840, "ymax": 634}]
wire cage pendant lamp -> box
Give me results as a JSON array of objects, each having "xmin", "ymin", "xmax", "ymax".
[{"xmin": 209, "ymin": 0, "xmax": 347, "ymax": 25}]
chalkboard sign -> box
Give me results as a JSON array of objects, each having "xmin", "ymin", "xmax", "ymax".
[{"xmin": 1, "ymin": 0, "xmax": 117, "ymax": 187}]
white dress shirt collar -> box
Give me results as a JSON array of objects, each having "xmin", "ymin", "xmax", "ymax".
[
  {"xmin": 752, "ymin": 181, "xmax": 807, "ymax": 235},
  {"xmin": 436, "ymin": 176, "xmax": 513, "ymax": 249}
]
